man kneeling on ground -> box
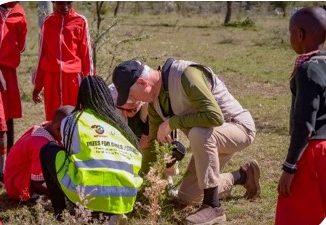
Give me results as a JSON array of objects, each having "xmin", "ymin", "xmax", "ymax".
[{"xmin": 112, "ymin": 59, "xmax": 260, "ymax": 225}]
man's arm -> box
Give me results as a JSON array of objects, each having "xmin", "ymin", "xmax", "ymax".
[{"xmin": 169, "ymin": 66, "xmax": 224, "ymax": 130}]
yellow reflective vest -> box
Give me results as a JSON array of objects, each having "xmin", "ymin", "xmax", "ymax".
[{"xmin": 55, "ymin": 109, "xmax": 143, "ymax": 214}]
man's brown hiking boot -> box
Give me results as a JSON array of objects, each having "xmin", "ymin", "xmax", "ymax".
[
  {"xmin": 240, "ymin": 159, "xmax": 261, "ymax": 200},
  {"xmin": 185, "ymin": 204, "xmax": 226, "ymax": 225}
]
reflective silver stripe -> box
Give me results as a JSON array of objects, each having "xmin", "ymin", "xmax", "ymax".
[
  {"xmin": 59, "ymin": 15, "xmax": 64, "ymax": 106},
  {"xmin": 61, "ymin": 174, "xmax": 138, "ymax": 197},
  {"xmin": 0, "ymin": 7, "xmax": 10, "ymax": 50},
  {"xmin": 75, "ymin": 159, "xmax": 134, "ymax": 174},
  {"xmin": 33, "ymin": 14, "xmax": 53, "ymax": 85},
  {"xmin": 76, "ymin": 13, "xmax": 94, "ymax": 75},
  {"xmin": 0, "ymin": 7, "xmax": 11, "ymax": 50},
  {"xmin": 0, "ymin": 11, "xmax": 5, "ymax": 50}
]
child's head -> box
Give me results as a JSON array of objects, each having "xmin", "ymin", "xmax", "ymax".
[
  {"xmin": 75, "ymin": 76, "xmax": 139, "ymax": 148},
  {"xmin": 289, "ymin": 7, "xmax": 326, "ymax": 54},
  {"xmin": 0, "ymin": 2, "xmax": 17, "ymax": 9},
  {"xmin": 53, "ymin": 1, "xmax": 72, "ymax": 16},
  {"xmin": 51, "ymin": 105, "xmax": 74, "ymax": 141}
]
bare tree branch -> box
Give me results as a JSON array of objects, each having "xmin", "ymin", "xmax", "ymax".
[{"xmin": 94, "ymin": 21, "xmax": 118, "ymax": 46}]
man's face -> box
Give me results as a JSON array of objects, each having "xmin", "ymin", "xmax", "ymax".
[
  {"xmin": 54, "ymin": 1, "xmax": 72, "ymax": 16},
  {"xmin": 117, "ymin": 102, "xmax": 143, "ymax": 118},
  {"xmin": 127, "ymin": 78, "xmax": 154, "ymax": 104}
]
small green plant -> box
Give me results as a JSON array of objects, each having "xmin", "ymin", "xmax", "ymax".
[
  {"xmin": 135, "ymin": 141, "xmax": 173, "ymax": 225},
  {"xmin": 224, "ymin": 17, "xmax": 255, "ymax": 29}
]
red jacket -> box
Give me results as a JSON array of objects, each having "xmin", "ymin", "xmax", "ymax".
[
  {"xmin": 33, "ymin": 9, "xmax": 94, "ymax": 91},
  {"xmin": 0, "ymin": 3, "xmax": 27, "ymax": 69},
  {"xmin": 4, "ymin": 123, "xmax": 56, "ymax": 201}
]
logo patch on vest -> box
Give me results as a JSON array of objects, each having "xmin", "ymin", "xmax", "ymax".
[{"xmin": 91, "ymin": 125, "xmax": 105, "ymax": 134}]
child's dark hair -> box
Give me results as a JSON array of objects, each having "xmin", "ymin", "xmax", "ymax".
[{"xmin": 74, "ymin": 75, "xmax": 139, "ymax": 147}]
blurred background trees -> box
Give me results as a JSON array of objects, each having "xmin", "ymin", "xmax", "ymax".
[{"xmin": 28, "ymin": 1, "xmax": 319, "ymax": 79}]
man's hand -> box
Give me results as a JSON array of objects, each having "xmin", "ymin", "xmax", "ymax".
[
  {"xmin": 157, "ymin": 120, "xmax": 172, "ymax": 144},
  {"xmin": 32, "ymin": 88, "xmax": 42, "ymax": 103},
  {"xmin": 139, "ymin": 134, "xmax": 149, "ymax": 151},
  {"xmin": 277, "ymin": 171, "xmax": 295, "ymax": 197},
  {"xmin": 0, "ymin": 70, "xmax": 7, "ymax": 91}
]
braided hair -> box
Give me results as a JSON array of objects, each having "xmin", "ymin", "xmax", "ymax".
[{"xmin": 73, "ymin": 75, "xmax": 139, "ymax": 148}]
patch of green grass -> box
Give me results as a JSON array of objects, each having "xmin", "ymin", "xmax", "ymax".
[{"xmin": 1, "ymin": 3, "xmax": 298, "ymax": 225}]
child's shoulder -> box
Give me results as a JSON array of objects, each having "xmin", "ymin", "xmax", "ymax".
[
  {"xmin": 67, "ymin": 9, "xmax": 87, "ymax": 22},
  {"xmin": 298, "ymin": 55, "xmax": 326, "ymax": 85},
  {"xmin": 41, "ymin": 13, "xmax": 57, "ymax": 26}
]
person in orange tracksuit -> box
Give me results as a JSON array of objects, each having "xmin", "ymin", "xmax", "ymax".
[
  {"xmin": 32, "ymin": 1, "xmax": 94, "ymax": 121},
  {"xmin": 0, "ymin": 2, "xmax": 27, "ymax": 181}
]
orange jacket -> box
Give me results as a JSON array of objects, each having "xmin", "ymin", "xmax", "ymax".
[
  {"xmin": 33, "ymin": 9, "xmax": 94, "ymax": 91},
  {"xmin": 0, "ymin": 3, "xmax": 27, "ymax": 69}
]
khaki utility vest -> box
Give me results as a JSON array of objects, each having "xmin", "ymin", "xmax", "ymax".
[{"xmin": 153, "ymin": 59, "xmax": 256, "ymax": 134}]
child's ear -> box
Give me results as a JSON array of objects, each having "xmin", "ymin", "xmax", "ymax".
[{"xmin": 298, "ymin": 28, "xmax": 305, "ymax": 41}]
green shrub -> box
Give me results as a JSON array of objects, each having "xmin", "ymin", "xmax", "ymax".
[{"xmin": 224, "ymin": 18, "xmax": 255, "ymax": 29}]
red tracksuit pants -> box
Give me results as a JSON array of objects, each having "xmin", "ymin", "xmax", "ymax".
[
  {"xmin": 43, "ymin": 71, "xmax": 81, "ymax": 121},
  {"xmin": 0, "ymin": 66, "xmax": 22, "ymax": 119},
  {"xmin": 275, "ymin": 140, "xmax": 326, "ymax": 225}
]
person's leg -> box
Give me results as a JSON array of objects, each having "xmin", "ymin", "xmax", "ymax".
[
  {"xmin": 275, "ymin": 141, "xmax": 325, "ymax": 225},
  {"xmin": 43, "ymin": 72, "xmax": 60, "ymax": 121},
  {"xmin": 1, "ymin": 67, "xmax": 22, "ymax": 119},
  {"xmin": 0, "ymin": 131, "xmax": 6, "ymax": 182},
  {"xmin": 184, "ymin": 126, "xmax": 226, "ymax": 225},
  {"xmin": 314, "ymin": 141, "xmax": 326, "ymax": 217},
  {"xmin": 1, "ymin": 67, "xmax": 22, "ymax": 152},
  {"xmin": 178, "ymin": 123, "xmax": 258, "ymax": 206},
  {"xmin": 177, "ymin": 157, "xmax": 203, "ymax": 205},
  {"xmin": 0, "ymin": 80, "xmax": 8, "ymax": 182},
  {"xmin": 30, "ymin": 180, "xmax": 49, "ymax": 196},
  {"xmin": 61, "ymin": 72, "xmax": 80, "ymax": 107},
  {"xmin": 40, "ymin": 142, "xmax": 67, "ymax": 218},
  {"xmin": 6, "ymin": 119, "xmax": 13, "ymax": 152}
]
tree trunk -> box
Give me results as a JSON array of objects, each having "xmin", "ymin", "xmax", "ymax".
[
  {"xmin": 93, "ymin": 1, "xmax": 105, "ymax": 67},
  {"xmin": 114, "ymin": 2, "xmax": 121, "ymax": 17},
  {"xmin": 245, "ymin": 1, "xmax": 251, "ymax": 11},
  {"xmin": 38, "ymin": 2, "xmax": 53, "ymax": 28},
  {"xmin": 224, "ymin": 1, "xmax": 232, "ymax": 25}
]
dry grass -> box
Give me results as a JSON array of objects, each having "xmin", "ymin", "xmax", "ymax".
[{"xmin": 0, "ymin": 2, "xmax": 302, "ymax": 225}]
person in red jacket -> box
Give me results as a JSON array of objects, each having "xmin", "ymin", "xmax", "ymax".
[
  {"xmin": 0, "ymin": 1, "xmax": 27, "ymax": 181},
  {"xmin": 32, "ymin": 1, "xmax": 94, "ymax": 121},
  {"xmin": 275, "ymin": 7, "xmax": 326, "ymax": 225},
  {"xmin": 4, "ymin": 106, "xmax": 73, "ymax": 201}
]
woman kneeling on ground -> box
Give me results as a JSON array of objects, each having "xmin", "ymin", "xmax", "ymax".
[{"xmin": 40, "ymin": 76, "xmax": 143, "ymax": 219}]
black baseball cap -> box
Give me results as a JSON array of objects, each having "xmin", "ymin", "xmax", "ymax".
[{"xmin": 112, "ymin": 60, "xmax": 144, "ymax": 106}]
